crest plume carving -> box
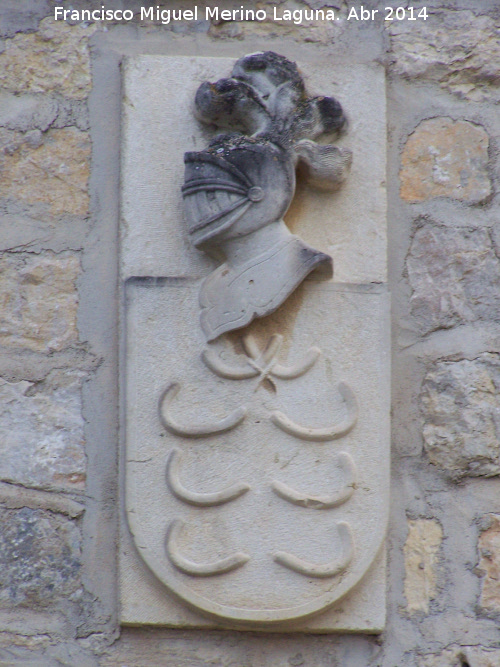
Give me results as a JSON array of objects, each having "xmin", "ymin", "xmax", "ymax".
[{"xmin": 182, "ymin": 51, "xmax": 352, "ymax": 341}]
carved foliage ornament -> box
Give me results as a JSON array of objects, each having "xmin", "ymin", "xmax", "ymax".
[{"xmin": 182, "ymin": 51, "xmax": 352, "ymax": 341}]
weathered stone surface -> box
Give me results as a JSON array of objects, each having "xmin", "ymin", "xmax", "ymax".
[
  {"xmin": 390, "ymin": 10, "xmax": 500, "ymax": 103},
  {"xmin": 0, "ymin": 481, "xmax": 85, "ymax": 518},
  {"xmin": 208, "ymin": 10, "xmax": 341, "ymax": 45},
  {"xmin": 0, "ymin": 92, "xmax": 89, "ymax": 134},
  {"xmin": 421, "ymin": 355, "xmax": 500, "ymax": 479},
  {"xmin": 0, "ymin": 631, "xmax": 50, "ymax": 650},
  {"xmin": 0, "ymin": 92, "xmax": 58, "ymax": 132},
  {"xmin": 419, "ymin": 645, "xmax": 500, "ymax": 667},
  {"xmin": 0, "ymin": 0, "xmax": 49, "ymax": 38},
  {"xmin": 407, "ymin": 225, "xmax": 500, "ymax": 335},
  {"xmin": 400, "ymin": 118, "xmax": 490, "ymax": 204},
  {"xmin": 0, "ymin": 127, "xmax": 90, "ymax": 216},
  {"xmin": 0, "ymin": 252, "xmax": 80, "ymax": 353},
  {"xmin": 0, "ymin": 17, "xmax": 95, "ymax": 100},
  {"xmin": 0, "ymin": 507, "xmax": 81, "ymax": 608},
  {"xmin": 478, "ymin": 514, "xmax": 500, "ymax": 614},
  {"xmin": 0, "ymin": 370, "xmax": 86, "ymax": 492},
  {"xmin": 101, "ymin": 626, "xmax": 377, "ymax": 667},
  {"xmin": 51, "ymin": 98, "xmax": 90, "ymax": 132},
  {"xmin": 404, "ymin": 519, "xmax": 442, "ymax": 613}
]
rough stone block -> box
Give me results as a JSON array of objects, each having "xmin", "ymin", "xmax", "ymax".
[
  {"xmin": 0, "ymin": 252, "xmax": 80, "ymax": 353},
  {"xmin": 0, "ymin": 17, "xmax": 95, "ymax": 100},
  {"xmin": 0, "ymin": 0, "xmax": 50, "ymax": 38},
  {"xmin": 407, "ymin": 225, "xmax": 500, "ymax": 335},
  {"xmin": 478, "ymin": 514, "xmax": 500, "ymax": 614},
  {"xmin": 0, "ymin": 507, "xmax": 81, "ymax": 608},
  {"xmin": 404, "ymin": 519, "xmax": 442, "ymax": 614},
  {"xmin": 420, "ymin": 354, "xmax": 500, "ymax": 479},
  {"xmin": 400, "ymin": 118, "xmax": 490, "ymax": 204},
  {"xmin": 0, "ymin": 127, "xmax": 90, "ymax": 216},
  {"xmin": 208, "ymin": 9, "xmax": 340, "ymax": 44},
  {"xmin": 419, "ymin": 645, "xmax": 500, "ymax": 667},
  {"xmin": 0, "ymin": 370, "xmax": 86, "ymax": 492},
  {"xmin": 390, "ymin": 10, "xmax": 500, "ymax": 103},
  {"xmin": 0, "ymin": 482, "xmax": 84, "ymax": 517},
  {"xmin": 0, "ymin": 632, "xmax": 50, "ymax": 650},
  {"xmin": 0, "ymin": 92, "xmax": 58, "ymax": 132}
]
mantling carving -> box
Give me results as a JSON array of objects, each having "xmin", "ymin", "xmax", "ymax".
[{"xmin": 182, "ymin": 52, "xmax": 352, "ymax": 341}]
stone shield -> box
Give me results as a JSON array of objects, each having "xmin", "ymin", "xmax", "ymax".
[{"xmin": 124, "ymin": 279, "xmax": 389, "ymax": 628}]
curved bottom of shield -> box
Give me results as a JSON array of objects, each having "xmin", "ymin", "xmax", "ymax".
[{"xmin": 132, "ymin": 526, "xmax": 386, "ymax": 628}]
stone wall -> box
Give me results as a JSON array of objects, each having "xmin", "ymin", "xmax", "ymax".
[{"xmin": 0, "ymin": 1, "xmax": 499, "ymax": 665}]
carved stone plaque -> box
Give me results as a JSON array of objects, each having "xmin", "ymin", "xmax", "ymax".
[{"xmin": 120, "ymin": 55, "xmax": 388, "ymax": 632}]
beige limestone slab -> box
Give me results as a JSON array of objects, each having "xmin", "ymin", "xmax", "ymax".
[
  {"xmin": 120, "ymin": 54, "xmax": 389, "ymax": 632},
  {"xmin": 120, "ymin": 281, "xmax": 389, "ymax": 631},
  {"xmin": 121, "ymin": 56, "xmax": 387, "ymax": 283}
]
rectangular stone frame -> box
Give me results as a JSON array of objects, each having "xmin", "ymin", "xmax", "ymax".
[{"xmin": 119, "ymin": 55, "xmax": 388, "ymax": 633}]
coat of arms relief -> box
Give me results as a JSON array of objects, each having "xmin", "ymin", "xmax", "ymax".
[{"xmin": 120, "ymin": 52, "xmax": 389, "ymax": 631}]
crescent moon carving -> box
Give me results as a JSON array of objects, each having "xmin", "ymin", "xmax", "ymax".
[
  {"xmin": 270, "ymin": 382, "xmax": 358, "ymax": 441},
  {"xmin": 166, "ymin": 449, "xmax": 250, "ymax": 507},
  {"xmin": 166, "ymin": 520, "xmax": 250, "ymax": 576},
  {"xmin": 158, "ymin": 383, "xmax": 246, "ymax": 438}
]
